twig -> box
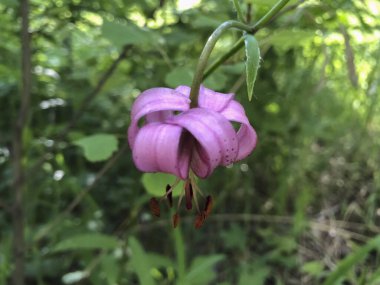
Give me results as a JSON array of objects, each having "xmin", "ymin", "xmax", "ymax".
[
  {"xmin": 204, "ymin": 0, "xmax": 303, "ymax": 80},
  {"xmin": 33, "ymin": 143, "xmax": 129, "ymax": 242},
  {"xmin": 232, "ymin": 0, "xmax": 245, "ymax": 23},
  {"xmin": 272, "ymin": 0, "xmax": 306, "ymax": 20},
  {"xmin": 11, "ymin": 0, "xmax": 30, "ymax": 284},
  {"xmin": 59, "ymin": 45, "xmax": 131, "ymax": 138},
  {"xmin": 130, "ymin": 213, "xmax": 377, "ymax": 242},
  {"xmin": 28, "ymin": 46, "xmax": 131, "ymax": 177},
  {"xmin": 340, "ymin": 24, "xmax": 358, "ymax": 88},
  {"xmin": 246, "ymin": 3, "xmax": 252, "ymax": 23}
]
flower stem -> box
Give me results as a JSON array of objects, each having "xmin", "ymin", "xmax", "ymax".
[
  {"xmin": 189, "ymin": 20, "xmax": 253, "ymax": 106},
  {"xmin": 204, "ymin": 37, "xmax": 245, "ymax": 80},
  {"xmin": 232, "ymin": 0, "xmax": 245, "ymax": 23},
  {"xmin": 173, "ymin": 216, "xmax": 186, "ymax": 283},
  {"xmin": 204, "ymin": 0, "xmax": 291, "ymax": 80}
]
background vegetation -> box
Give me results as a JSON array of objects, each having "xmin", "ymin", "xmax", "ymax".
[{"xmin": 1, "ymin": 0, "xmax": 380, "ymax": 284}]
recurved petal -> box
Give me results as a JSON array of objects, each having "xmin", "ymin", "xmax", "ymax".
[
  {"xmin": 145, "ymin": 110, "xmax": 172, "ymax": 123},
  {"xmin": 198, "ymin": 85, "xmax": 234, "ymax": 112},
  {"xmin": 128, "ymin": 88, "xmax": 190, "ymax": 148},
  {"xmin": 132, "ymin": 123, "xmax": 190, "ymax": 180},
  {"xmin": 170, "ymin": 108, "xmax": 238, "ymax": 178},
  {"xmin": 220, "ymin": 100, "xmax": 257, "ymax": 161},
  {"xmin": 175, "ymin": 85, "xmax": 191, "ymax": 97}
]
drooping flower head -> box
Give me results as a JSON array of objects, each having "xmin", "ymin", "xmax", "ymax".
[{"xmin": 128, "ymin": 85, "xmax": 257, "ymax": 227}]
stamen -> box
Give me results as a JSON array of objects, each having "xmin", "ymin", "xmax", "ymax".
[
  {"xmin": 192, "ymin": 185, "xmax": 201, "ymax": 213},
  {"xmin": 194, "ymin": 212, "xmax": 206, "ymax": 229},
  {"xmin": 204, "ymin": 195, "xmax": 213, "ymax": 218},
  {"xmin": 166, "ymin": 184, "xmax": 173, "ymax": 208},
  {"xmin": 172, "ymin": 213, "xmax": 180, "ymax": 228},
  {"xmin": 161, "ymin": 178, "xmax": 181, "ymax": 202},
  {"xmin": 149, "ymin": 198, "xmax": 160, "ymax": 217},
  {"xmin": 190, "ymin": 172, "xmax": 205, "ymax": 198},
  {"xmin": 185, "ymin": 180, "xmax": 193, "ymax": 210},
  {"xmin": 177, "ymin": 183, "xmax": 186, "ymax": 209}
]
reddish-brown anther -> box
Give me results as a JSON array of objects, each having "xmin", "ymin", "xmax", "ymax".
[
  {"xmin": 204, "ymin": 195, "xmax": 213, "ymax": 217},
  {"xmin": 149, "ymin": 198, "xmax": 160, "ymax": 217},
  {"xmin": 166, "ymin": 184, "xmax": 173, "ymax": 208},
  {"xmin": 172, "ymin": 213, "xmax": 180, "ymax": 228},
  {"xmin": 194, "ymin": 212, "xmax": 206, "ymax": 229},
  {"xmin": 185, "ymin": 181, "xmax": 193, "ymax": 210}
]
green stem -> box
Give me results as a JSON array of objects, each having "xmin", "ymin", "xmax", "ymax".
[
  {"xmin": 254, "ymin": 0, "xmax": 291, "ymax": 30},
  {"xmin": 203, "ymin": 0, "xmax": 291, "ymax": 80},
  {"xmin": 173, "ymin": 220, "xmax": 186, "ymax": 283},
  {"xmin": 232, "ymin": 0, "xmax": 245, "ymax": 23},
  {"xmin": 189, "ymin": 20, "xmax": 253, "ymax": 106},
  {"xmin": 204, "ymin": 37, "xmax": 244, "ymax": 80}
]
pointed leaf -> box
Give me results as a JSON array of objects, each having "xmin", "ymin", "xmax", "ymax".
[
  {"xmin": 184, "ymin": 254, "xmax": 225, "ymax": 284},
  {"xmin": 128, "ymin": 237, "xmax": 155, "ymax": 285},
  {"xmin": 244, "ymin": 34, "xmax": 260, "ymax": 101},
  {"xmin": 52, "ymin": 233, "xmax": 119, "ymax": 252},
  {"xmin": 323, "ymin": 236, "xmax": 380, "ymax": 285}
]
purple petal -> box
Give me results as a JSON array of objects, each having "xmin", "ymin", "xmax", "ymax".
[
  {"xmin": 198, "ymin": 85, "xmax": 234, "ymax": 112},
  {"xmin": 132, "ymin": 123, "xmax": 190, "ymax": 179},
  {"xmin": 220, "ymin": 100, "xmax": 257, "ymax": 161},
  {"xmin": 174, "ymin": 85, "xmax": 234, "ymax": 112},
  {"xmin": 170, "ymin": 108, "xmax": 238, "ymax": 178},
  {"xmin": 145, "ymin": 110, "xmax": 172, "ymax": 123},
  {"xmin": 175, "ymin": 85, "xmax": 191, "ymax": 97},
  {"xmin": 128, "ymin": 88, "xmax": 190, "ymax": 148}
]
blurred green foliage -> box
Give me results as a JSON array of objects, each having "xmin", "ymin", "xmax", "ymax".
[{"xmin": 1, "ymin": 0, "xmax": 380, "ymax": 284}]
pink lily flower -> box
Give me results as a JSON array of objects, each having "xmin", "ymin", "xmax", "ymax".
[{"xmin": 128, "ymin": 85, "xmax": 257, "ymax": 180}]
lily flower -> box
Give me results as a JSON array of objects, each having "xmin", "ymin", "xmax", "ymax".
[{"xmin": 128, "ymin": 85, "xmax": 257, "ymax": 227}]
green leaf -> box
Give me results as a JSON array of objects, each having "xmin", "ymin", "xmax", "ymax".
[
  {"xmin": 142, "ymin": 173, "xmax": 184, "ymax": 197},
  {"xmin": 164, "ymin": 66, "xmax": 193, "ymax": 88},
  {"xmin": 128, "ymin": 237, "xmax": 155, "ymax": 285},
  {"xmin": 184, "ymin": 255, "xmax": 225, "ymax": 284},
  {"xmin": 323, "ymin": 236, "xmax": 380, "ymax": 285},
  {"xmin": 52, "ymin": 233, "xmax": 119, "ymax": 252},
  {"xmin": 301, "ymin": 261, "xmax": 324, "ymax": 277},
  {"xmin": 204, "ymin": 71, "xmax": 227, "ymax": 90},
  {"xmin": 101, "ymin": 254, "xmax": 120, "ymax": 285},
  {"xmin": 244, "ymin": 34, "xmax": 260, "ymax": 101},
  {"xmin": 192, "ymin": 14, "xmax": 222, "ymax": 29},
  {"xmin": 101, "ymin": 19, "xmax": 157, "ymax": 48},
  {"xmin": 238, "ymin": 263, "xmax": 270, "ymax": 285},
  {"xmin": 263, "ymin": 29, "xmax": 316, "ymax": 53},
  {"xmin": 147, "ymin": 253, "xmax": 173, "ymax": 268},
  {"xmin": 74, "ymin": 134, "xmax": 118, "ymax": 162}
]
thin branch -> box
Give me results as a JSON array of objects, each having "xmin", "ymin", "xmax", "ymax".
[
  {"xmin": 130, "ymin": 213, "xmax": 378, "ymax": 242},
  {"xmin": 11, "ymin": 0, "xmax": 31, "ymax": 284},
  {"xmin": 204, "ymin": 0, "xmax": 303, "ymax": 80},
  {"xmin": 340, "ymin": 24, "xmax": 358, "ymax": 88},
  {"xmin": 273, "ymin": 0, "xmax": 306, "ymax": 20},
  {"xmin": 246, "ymin": 3, "xmax": 252, "ymax": 23},
  {"xmin": 59, "ymin": 45, "xmax": 131, "ymax": 138},
  {"xmin": 28, "ymin": 46, "xmax": 131, "ymax": 177},
  {"xmin": 232, "ymin": 0, "xmax": 245, "ymax": 23},
  {"xmin": 33, "ymin": 142, "xmax": 128, "ymax": 242}
]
